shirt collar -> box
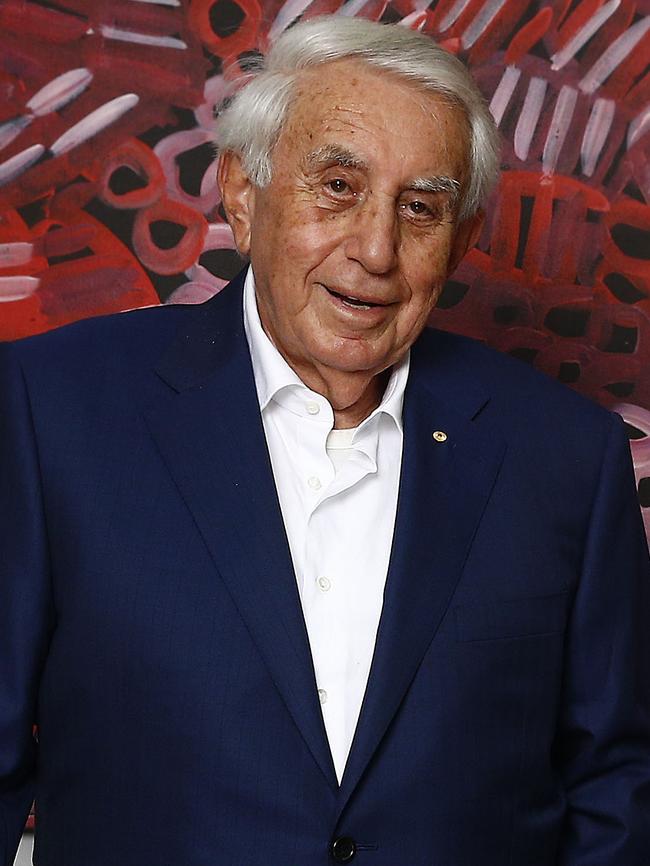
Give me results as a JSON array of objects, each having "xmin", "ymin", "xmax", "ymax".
[{"xmin": 242, "ymin": 266, "xmax": 410, "ymax": 433}]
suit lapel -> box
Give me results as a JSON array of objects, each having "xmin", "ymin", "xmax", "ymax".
[
  {"xmin": 336, "ymin": 337, "xmax": 507, "ymax": 810},
  {"xmin": 144, "ymin": 275, "xmax": 338, "ymax": 794}
]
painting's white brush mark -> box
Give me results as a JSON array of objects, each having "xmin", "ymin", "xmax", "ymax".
[
  {"xmin": 0, "ymin": 69, "xmax": 93, "ymax": 153},
  {"xmin": 628, "ymin": 106, "xmax": 650, "ymax": 149},
  {"xmin": 438, "ymin": 0, "xmax": 472, "ymax": 32},
  {"xmin": 268, "ymin": 0, "xmax": 315, "ymax": 41},
  {"xmin": 337, "ymin": 0, "xmax": 369, "ymax": 17},
  {"xmin": 50, "ymin": 94, "xmax": 139, "ymax": 156},
  {"xmin": 0, "ymin": 144, "xmax": 45, "ymax": 186},
  {"xmin": 581, "ymin": 98, "xmax": 615, "ymax": 175},
  {"xmin": 543, "ymin": 85, "xmax": 578, "ymax": 175},
  {"xmin": 462, "ymin": 0, "xmax": 508, "ymax": 49},
  {"xmin": 580, "ymin": 16, "xmax": 650, "ymax": 94},
  {"xmin": 27, "ymin": 68, "xmax": 93, "ymax": 116},
  {"xmin": 0, "ymin": 117, "xmax": 32, "ymax": 152},
  {"xmin": 514, "ymin": 76, "xmax": 547, "ymax": 161},
  {"xmin": 398, "ymin": 10, "xmax": 427, "ymax": 29},
  {"xmin": 0, "ymin": 276, "xmax": 40, "ymax": 301},
  {"xmin": 99, "ymin": 25, "xmax": 187, "ymax": 49},
  {"xmin": 489, "ymin": 65, "xmax": 521, "ymax": 127},
  {"xmin": 551, "ymin": 0, "xmax": 620, "ymax": 71},
  {"xmin": 127, "ymin": 0, "xmax": 180, "ymax": 6},
  {"xmin": 0, "ymin": 242, "xmax": 34, "ymax": 267}
]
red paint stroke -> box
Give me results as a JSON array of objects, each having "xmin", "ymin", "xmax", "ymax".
[
  {"xmin": 189, "ymin": 0, "xmax": 262, "ymax": 63},
  {"xmin": 604, "ymin": 198, "xmax": 650, "ymax": 277},
  {"xmin": 429, "ymin": 0, "xmax": 464, "ymax": 33},
  {"xmin": 505, "ymin": 7, "xmax": 553, "ymax": 65},
  {"xmin": 98, "ymin": 139, "xmax": 165, "ymax": 211},
  {"xmin": 297, "ymin": 0, "xmax": 349, "ymax": 21},
  {"xmin": 468, "ymin": 0, "xmax": 536, "ymax": 66},
  {"xmin": 0, "ymin": 1, "xmax": 88, "ymax": 43},
  {"xmin": 93, "ymin": 3, "xmax": 184, "ymax": 36},
  {"xmin": 439, "ymin": 0, "xmax": 486, "ymax": 42},
  {"xmin": 626, "ymin": 69, "xmax": 650, "ymax": 111},
  {"xmin": 437, "ymin": 36, "xmax": 462, "ymax": 54},
  {"xmin": 132, "ymin": 196, "xmax": 209, "ymax": 275},
  {"xmin": 36, "ymin": 254, "xmax": 155, "ymax": 325},
  {"xmin": 577, "ymin": 0, "xmax": 635, "ymax": 76},
  {"xmin": 554, "ymin": 0, "xmax": 606, "ymax": 50},
  {"xmin": 603, "ymin": 31, "xmax": 650, "ymax": 102}
]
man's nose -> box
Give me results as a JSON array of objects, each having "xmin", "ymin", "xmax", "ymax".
[{"xmin": 344, "ymin": 197, "xmax": 398, "ymax": 274}]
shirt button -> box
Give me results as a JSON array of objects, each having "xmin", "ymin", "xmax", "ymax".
[
  {"xmin": 308, "ymin": 475, "xmax": 322, "ymax": 491},
  {"xmin": 318, "ymin": 688, "xmax": 328, "ymax": 704},
  {"xmin": 317, "ymin": 575, "xmax": 331, "ymax": 592},
  {"xmin": 306, "ymin": 401, "xmax": 320, "ymax": 415}
]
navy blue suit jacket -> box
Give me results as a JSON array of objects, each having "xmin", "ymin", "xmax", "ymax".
[{"xmin": 1, "ymin": 271, "xmax": 649, "ymax": 865}]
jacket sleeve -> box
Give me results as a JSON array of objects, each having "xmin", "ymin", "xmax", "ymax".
[
  {"xmin": 557, "ymin": 412, "xmax": 650, "ymax": 864},
  {"xmin": 0, "ymin": 342, "xmax": 55, "ymax": 866}
]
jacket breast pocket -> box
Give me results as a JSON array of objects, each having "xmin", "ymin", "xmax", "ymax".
[{"xmin": 454, "ymin": 592, "xmax": 569, "ymax": 642}]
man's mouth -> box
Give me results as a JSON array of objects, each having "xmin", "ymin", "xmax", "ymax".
[{"xmin": 325, "ymin": 286, "xmax": 387, "ymax": 310}]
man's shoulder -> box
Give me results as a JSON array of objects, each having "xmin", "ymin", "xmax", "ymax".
[
  {"xmin": 413, "ymin": 326, "xmax": 614, "ymax": 436},
  {"xmin": 5, "ymin": 303, "xmax": 184, "ymax": 372}
]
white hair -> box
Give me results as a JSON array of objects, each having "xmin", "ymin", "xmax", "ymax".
[{"xmin": 215, "ymin": 16, "xmax": 500, "ymax": 220}]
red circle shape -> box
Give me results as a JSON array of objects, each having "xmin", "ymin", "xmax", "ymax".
[
  {"xmin": 98, "ymin": 139, "xmax": 166, "ymax": 211},
  {"xmin": 132, "ymin": 196, "xmax": 209, "ymax": 276},
  {"xmin": 189, "ymin": 0, "xmax": 262, "ymax": 61}
]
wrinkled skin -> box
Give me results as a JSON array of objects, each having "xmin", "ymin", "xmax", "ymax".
[{"xmin": 219, "ymin": 59, "xmax": 483, "ymax": 427}]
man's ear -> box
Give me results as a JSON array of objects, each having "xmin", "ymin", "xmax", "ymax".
[
  {"xmin": 446, "ymin": 209, "xmax": 485, "ymax": 276},
  {"xmin": 217, "ymin": 151, "xmax": 255, "ymax": 256}
]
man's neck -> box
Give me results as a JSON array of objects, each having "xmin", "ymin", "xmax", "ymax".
[{"xmin": 288, "ymin": 362, "xmax": 391, "ymax": 429}]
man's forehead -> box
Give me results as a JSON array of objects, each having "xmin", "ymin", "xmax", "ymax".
[
  {"xmin": 271, "ymin": 59, "xmax": 470, "ymax": 190},
  {"xmin": 291, "ymin": 59, "xmax": 442, "ymax": 121}
]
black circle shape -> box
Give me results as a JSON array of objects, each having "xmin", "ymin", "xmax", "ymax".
[{"xmin": 331, "ymin": 836, "xmax": 356, "ymax": 863}]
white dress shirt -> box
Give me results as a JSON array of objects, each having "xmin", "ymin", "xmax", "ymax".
[{"xmin": 243, "ymin": 268, "xmax": 409, "ymax": 782}]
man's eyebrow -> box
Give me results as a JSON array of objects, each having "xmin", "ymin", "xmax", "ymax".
[
  {"xmin": 303, "ymin": 144, "xmax": 368, "ymax": 171},
  {"xmin": 410, "ymin": 175, "xmax": 461, "ymax": 198}
]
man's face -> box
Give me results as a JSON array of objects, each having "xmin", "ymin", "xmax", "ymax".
[{"xmin": 220, "ymin": 59, "xmax": 482, "ymax": 382}]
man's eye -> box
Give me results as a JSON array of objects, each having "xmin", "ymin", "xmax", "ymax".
[
  {"xmin": 327, "ymin": 178, "xmax": 350, "ymax": 194},
  {"xmin": 408, "ymin": 200, "xmax": 430, "ymax": 215}
]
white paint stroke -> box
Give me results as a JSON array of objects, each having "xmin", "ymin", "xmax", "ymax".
[
  {"xmin": 490, "ymin": 65, "xmax": 521, "ymax": 127},
  {"xmin": 438, "ymin": 0, "xmax": 473, "ymax": 33},
  {"xmin": 542, "ymin": 85, "xmax": 578, "ymax": 175},
  {"xmin": 628, "ymin": 106, "xmax": 650, "ymax": 149},
  {"xmin": 514, "ymin": 76, "xmax": 547, "ymax": 161},
  {"xmin": 50, "ymin": 93, "xmax": 139, "ymax": 156},
  {"xmin": 268, "ymin": 0, "xmax": 315, "ymax": 41},
  {"xmin": 99, "ymin": 25, "xmax": 187, "ymax": 49},
  {"xmin": 0, "ymin": 116, "xmax": 32, "ymax": 152},
  {"xmin": 582, "ymin": 97, "xmax": 615, "ymax": 175},
  {"xmin": 0, "ymin": 276, "xmax": 40, "ymax": 302},
  {"xmin": 0, "ymin": 144, "xmax": 45, "ymax": 186},
  {"xmin": 551, "ymin": 0, "xmax": 620, "ymax": 71},
  {"xmin": 26, "ymin": 68, "xmax": 93, "ymax": 116},
  {"xmin": 462, "ymin": 0, "xmax": 508, "ymax": 49},
  {"xmin": 0, "ymin": 242, "xmax": 34, "ymax": 267},
  {"xmin": 398, "ymin": 10, "xmax": 427, "ymax": 29},
  {"xmin": 127, "ymin": 0, "xmax": 180, "ymax": 6},
  {"xmin": 580, "ymin": 15, "xmax": 650, "ymax": 94},
  {"xmin": 337, "ymin": 0, "xmax": 368, "ymax": 17}
]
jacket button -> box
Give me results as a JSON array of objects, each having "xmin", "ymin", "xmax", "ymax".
[{"xmin": 331, "ymin": 836, "xmax": 356, "ymax": 862}]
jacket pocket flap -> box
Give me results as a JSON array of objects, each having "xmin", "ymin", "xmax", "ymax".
[{"xmin": 455, "ymin": 592, "xmax": 569, "ymax": 642}]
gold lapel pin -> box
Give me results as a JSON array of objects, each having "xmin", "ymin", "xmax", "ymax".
[{"xmin": 432, "ymin": 430, "xmax": 447, "ymax": 443}]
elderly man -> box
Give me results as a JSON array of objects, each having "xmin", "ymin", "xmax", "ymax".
[{"xmin": 1, "ymin": 16, "xmax": 649, "ymax": 866}]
